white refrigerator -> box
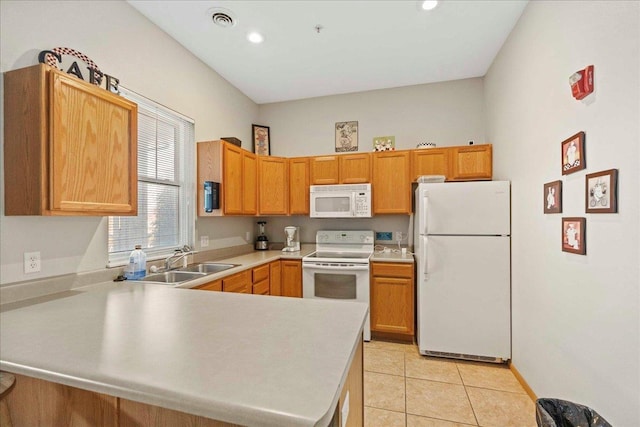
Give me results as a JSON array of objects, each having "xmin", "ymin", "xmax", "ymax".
[{"xmin": 414, "ymin": 181, "xmax": 511, "ymax": 362}]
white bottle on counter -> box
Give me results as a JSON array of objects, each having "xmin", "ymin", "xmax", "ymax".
[{"xmin": 124, "ymin": 245, "xmax": 147, "ymax": 280}]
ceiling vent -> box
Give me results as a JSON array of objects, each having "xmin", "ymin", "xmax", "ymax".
[{"xmin": 209, "ymin": 7, "xmax": 236, "ymax": 28}]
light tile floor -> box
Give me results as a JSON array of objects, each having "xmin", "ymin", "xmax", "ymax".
[{"xmin": 363, "ymin": 340, "xmax": 537, "ymax": 427}]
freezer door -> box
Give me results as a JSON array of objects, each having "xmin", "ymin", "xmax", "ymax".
[
  {"xmin": 417, "ymin": 181, "xmax": 510, "ymax": 236},
  {"xmin": 417, "ymin": 235, "xmax": 510, "ymax": 360}
]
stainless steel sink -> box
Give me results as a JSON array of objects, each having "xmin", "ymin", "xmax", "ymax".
[
  {"xmin": 141, "ymin": 271, "xmax": 207, "ymax": 284},
  {"xmin": 178, "ymin": 263, "xmax": 238, "ymax": 274}
]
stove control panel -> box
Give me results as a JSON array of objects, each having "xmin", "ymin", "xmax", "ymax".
[{"xmin": 316, "ymin": 230, "xmax": 374, "ymax": 245}]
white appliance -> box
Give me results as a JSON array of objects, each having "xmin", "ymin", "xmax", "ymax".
[
  {"xmin": 302, "ymin": 230, "xmax": 374, "ymax": 341},
  {"xmin": 282, "ymin": 226, "xmax": 300, "ymax": 252},
  {"xmin": 310, "ymin": 184, "xmax": 372, "ymax": 218},
  {"xmin": 414, "ymin": 181, "xmax": 511, "ymax": 362}
]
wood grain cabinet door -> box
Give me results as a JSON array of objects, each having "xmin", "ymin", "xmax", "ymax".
[
  {"xmin": 310, "ymin": 156, "xmax": 339, "ymax": 185},
  {"xmin": 281, "ymin": 260, "xmax": 302, "ymax": 298},
  {"xmin": 243, "ymin": 151, "xmax": 258, "ymax": 215},
  {"xmin": 339, "ymin": 153, "xmax": 371, "ymax": 183},
  {"xmin": 372, "ymin": 151, "xmax": 412, "ymax": 214},
  {"xmin": 449, "ymin": 144, "xmax": 493, "ymax": 181},
  {"xmin": 411, "ymin": 148, "xmax": 450, "ymax": 181},
  {"xmin": 258, "ymin": 156, "xmax": 288, "ymax": 215},
  {"xmin": 222, "ymin": 143, "xmax": 244, "ymax": 215},
  {"xmin": 370, "ymin": 262, "xmax": 415, "ymax": 338},
  {"xmin": 288, "ymin": 157, "xmax": 309, "ymax": 215}
]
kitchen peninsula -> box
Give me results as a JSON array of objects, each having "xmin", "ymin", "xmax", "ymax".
[{"xmin": 0, "ymin": 284, "xmax": 366, "ymax": 426}]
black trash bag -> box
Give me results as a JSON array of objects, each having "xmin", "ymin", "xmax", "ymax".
[{"xmin": 536, "ymin": 398, "xmax": 613, "ymax": 427}]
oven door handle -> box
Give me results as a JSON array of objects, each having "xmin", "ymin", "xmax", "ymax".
[{"xmin": 302, "ymin": 263, "xmax": 370, "ymax": 271}]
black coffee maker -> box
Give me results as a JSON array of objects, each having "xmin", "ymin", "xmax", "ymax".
[{"xmin": 255, "ymin": 221, "xmax": 268, "ymax": 250}]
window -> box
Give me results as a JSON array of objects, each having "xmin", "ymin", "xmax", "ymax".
[{"xmin": 108, "ymin": 88, "xmax": 194, "ymax": 265}]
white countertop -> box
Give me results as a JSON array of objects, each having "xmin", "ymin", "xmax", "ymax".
[
  {"xmin": 371, "ymin": 250, "xmax": 415, "ymax": 263},
  {"xmin": 0, "ymin": 283, "xmax": 367, "ymax": 426}
]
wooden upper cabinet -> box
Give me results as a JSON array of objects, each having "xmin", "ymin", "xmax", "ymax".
[
  {"xmin": 310, "ymin": 156, "xmax": 339, "ymax": 185},
  {"xmin": 411, "ymin": 148, "xmax": 450, "ymax": 181},
  {"xmin": 222, "ymin": 143, "xmax": 257, "ymax": 215},
  {"xmin": 197, "ymin": 140, "xmax": 223, "ymax": 216},
  {"xmin": 372, "ymin": 151, "xmax": 412, "ymax": 214},
  {"xmin": 243, "ymin": 151, "xmax": 257, "ymax": 215},
  {"xmin": 339, "ymin": 153, "xmax": 371, "ymax": 184},
  {"xmin": 289, "ymin": 157, "xmax": 309, "ymax": 215},
  {"xmin": 4, "ymin": 64, "xmax": 138, "ymax": 216},
  {"xmin": 258, "ymin": 156, "xmax": 288, "ymax": 215},
  {"xmin": 449, "ymin": 144, "xmax": 493, "ymax": 181}
]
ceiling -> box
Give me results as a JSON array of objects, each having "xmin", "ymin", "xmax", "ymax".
[{"xmin": 129, "ymin": 1, "xmax": 528, "ymax": 104}]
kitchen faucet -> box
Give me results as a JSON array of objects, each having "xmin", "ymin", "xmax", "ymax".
[{"xmin": 164, "ymin": 245, "xmax": 192, "ymax": 271}]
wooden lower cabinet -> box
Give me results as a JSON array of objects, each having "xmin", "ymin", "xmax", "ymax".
[
  {"xmin": 270, "ymin": 261, "xmax": 282, "ymax": 296},
  {"xmin": 370, "ymin": 262, "xmax": 415, "ymax": 341},
  {"xmin": 195, "ymin": 279, "xmax": 222, "ymax": 292},
  {"xmin": 281, "ymin": 260, "xmax": 302, "ymax": 298},
  {"xmin": 222, "ymin": 270, "xmax": 251, "ymax": 294}
]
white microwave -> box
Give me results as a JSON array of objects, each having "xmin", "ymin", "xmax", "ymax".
[{"xmin": 310, "ymin": 184, "xmax": 372, "ymax": 218}]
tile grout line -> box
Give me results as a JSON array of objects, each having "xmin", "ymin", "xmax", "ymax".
[{"xmin": 457, "ymin": 363, "xmax": 481, "ymax": 427}]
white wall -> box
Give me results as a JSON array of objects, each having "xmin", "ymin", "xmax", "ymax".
[
  {"xmin": 0, "ymin": 0, "xmax": 258, "ymax": 285},
  {"xmin": 259, "ymin": 78, "xmax": 485, "ymax": 155},
  {"xmin": 485, "ymin": 1, "xmax": 639, "ymax": 425}
]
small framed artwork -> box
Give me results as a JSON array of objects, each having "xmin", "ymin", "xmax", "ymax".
[
  {"xmin": 543, "ymin": 180, "xmax": 562, "ymax": 214},
  {"xmin": 585, "ymin": 169, "xmax": 618, "ymax": 213},
  {"xmin": 373, "ymin": 136, "xmax": 395, "ymax": 151},
  {"xmin": 335, "ymin": 121, "xmax": 358, "ymax": 152},
  {"xmin": 562, "ymin": 217, "xmax": 586, "ymax": 255},
  {"xmin": 252, "ymin": 124, "xmax": 270, "ymax": 156},
  {"xmin": 561, "ymin": 131, "xmax": 586, "ymax": 175}
]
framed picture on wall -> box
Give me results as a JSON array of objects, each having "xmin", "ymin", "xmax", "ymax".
[
  {"xmin": 543, "ymin": 180, "xmax": 562, "ymax": 214},
  {"xmin": 252, "ymin": 124, "xmax": 270, "ymax": 156},
  {"xmin": 561, "ymin": 131, "xmax": 585, "ymax": 175},
  {"xmin": 335, "ymin": 121, "xmax": 358, "ymax": 152},
  {"xmin": 562, "ymin": 217, "xmax": 586, "ymax": 255},
  {"xmin": 585, "ymin": 169, "xmax": 618, "ymax": 213}
]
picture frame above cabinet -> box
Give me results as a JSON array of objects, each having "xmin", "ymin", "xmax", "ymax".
[{"xmin": 4, "ymin": 64, "xmax": 138, "ymax": 216}]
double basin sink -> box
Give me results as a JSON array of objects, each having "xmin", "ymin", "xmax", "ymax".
[{"xmin": 136, "ymin": 263, "xmax": 239, "ymax": 286}]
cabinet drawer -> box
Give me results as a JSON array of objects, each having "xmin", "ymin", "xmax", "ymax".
[
  {"xmin": 371, "ymin": 262, "xmax": 414, "ymax": 278},
  {"xmin": 252, "ymin": 264, "xmax": 270, "ymax": 283},
  {"xmin": 252, "ymin": 278, "xmax": 270, "ymax": 295},
  {"xmin": 223, "ymin": 270, "xmax": 251, "ymax": 293},
  {"xmin": 195, "ymin": 280, "xmax": 222, "ymax": 292}
]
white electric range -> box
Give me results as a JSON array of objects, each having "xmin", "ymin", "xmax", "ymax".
[{"xmin": 302, "ymin": 230, "xmax": 374, "ymax": 341}]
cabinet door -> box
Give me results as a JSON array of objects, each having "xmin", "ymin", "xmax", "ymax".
[
  {"xmin": 258, "ymin": 156, "xmax": 288, "ymax": 215},
  {"xmin": 49, "ymin": 71, "xmax": 137, "ymax": 214},
  {"xmin": 243, "ymin": 152, "xmax": 257, "ymax": 215},
  {"xmin": 223, "ymin": 270, "xmax": 251, "ymax": 293},
  {"xmin": 450, "ymin": 144, "xmax": 492, "ymax": 181},
  {"xmin": 372, "ymin": 151, "xmax": 412, "ymax": 214},
  {"xmin": 270, "ymin": 261, "xmax": 282, "ymax": 296},
  {"xmin": 310, "ymin": 156, "xmax": 339, "ymax": 185},
  {"xmin": 339, "ymin": 153, "xmax": 371, "ymax": 184},
  {"xmin": 289, "ymin": 157, "xmax": 309, "ymax": 215},
  {"xmin": 281, "ymin": 260, "xmax": 302, "ymax": 298},
  {"xmin": 252, "ymin": 263, "xmax": 270, "ymax": 283},
  {"xmin": 195, "ymin": 279, "xmax": 222, "ymax": 292},
  {"xmin": 252, "ymin": 279, "xmax": 270, "ymax": 295},
  {"xmin": 411, "ymin": 149, "xmax": 449, "ymax": 181},
  {"xmin": 370, "ymin": 275, "xmax": 414, "ymax": 335},
  {"xmin": 223, "ymin": 143, "xmax": 244, "ymax": 214}
]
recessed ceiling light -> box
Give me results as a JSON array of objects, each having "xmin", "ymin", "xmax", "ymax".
[
  {"xmin": 421, "ymin": 0, "xmax": 439, "ymax": 11},
  {"xmin": 247, "ymin": 32, "xmax": 264, "ymax": 44}
]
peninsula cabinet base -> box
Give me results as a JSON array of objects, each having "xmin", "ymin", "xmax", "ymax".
[{"xmin": 4, "ymin": 339, "xmax": 363, "ymax": 427}]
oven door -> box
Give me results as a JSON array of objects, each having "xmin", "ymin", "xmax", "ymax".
[
  {"xmin": 310, "ymin": 191, "xmax": 354, "ymax": 218},
  {"xmin": 302, "ymin": 262, "xmax": 371, "ymax": 341}
]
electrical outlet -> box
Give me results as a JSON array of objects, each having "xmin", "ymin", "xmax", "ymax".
[
  {"xmin": 376, "ymin": 231, "xmax": 393, "ymax": 241},
  {"xmin": 245, "ymin": 231, "xmax": 251, "ymax": 241},
  {"xmin": 200, "ymin": 235, "xmax": 209, "ymax": 247},
  {"xmin": 24, "ymin": 251, "xmax": 41, "ymax": 274}
]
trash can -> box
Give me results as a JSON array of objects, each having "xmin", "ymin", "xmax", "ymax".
[{"xmin": 536, "ymin": 398, "xmax": 612, "ymax": 427}]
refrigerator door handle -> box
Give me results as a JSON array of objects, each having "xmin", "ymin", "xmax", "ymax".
[
  {"xmin": 422, "ymin": 195, "xmax": 429, "ymax": 235},
  {"xmin": 422, "ymin": 236, "xmax": 429, "ymax": 280}
]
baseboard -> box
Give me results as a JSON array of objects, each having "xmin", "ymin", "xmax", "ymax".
[{"xmin": 509, "ymin": 362, "xmax": 537, "ymax": 402}]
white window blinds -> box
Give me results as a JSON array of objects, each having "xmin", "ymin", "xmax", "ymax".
[{"xmin": 108, "ymin": 88, "xmax": 194, "ymax": 265}]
